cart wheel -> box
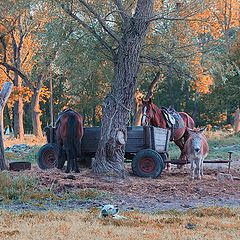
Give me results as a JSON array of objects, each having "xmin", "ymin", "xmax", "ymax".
[
  {"xmin": 37, "ymin": 143, "xmax": 58, "ymax": 170},
  {"xmin": 131, "ymin": 149, "xmax": 164, "ymax": 178}
]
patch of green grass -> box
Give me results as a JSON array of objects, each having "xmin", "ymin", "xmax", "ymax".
[
  {"xmin": 5, "ymin": 146, "xmax": 41, "ymax": 163},
  {"xmin": 0, "ymin": 172, "xmax": 105, "ymax": 205},
  {"xmin": 0, "ymin": 171, "xmax": 39, "ymax": 203}
]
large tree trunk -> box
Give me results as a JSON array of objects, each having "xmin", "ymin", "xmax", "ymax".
[
  {"xmin": 31, "ymin": 90, "xmax": 43, "ymax": 138},
  {"xmin": 0, "ymin": 82, "xmax": 13, "ymax": 170},
  {"xmin": 92, "ymin": 0, "xmax": 154, "ymax": 177}
]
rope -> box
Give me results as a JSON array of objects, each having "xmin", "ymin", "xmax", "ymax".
[{"xmin": 108, "ymin": 94, "xmax": 131, "ymax": 112}]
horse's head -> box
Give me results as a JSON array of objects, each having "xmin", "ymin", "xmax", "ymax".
[{"xmin": 141, "ymin": 98, "xmax": 155, "ymax": 126}]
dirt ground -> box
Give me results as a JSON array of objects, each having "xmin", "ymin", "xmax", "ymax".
[
  {"xmin": 7, "ymin": 163, "xmax": 240, "ymax": 213},
  {"xmin": 3, "ymin": 135, "xmax": 240, "ymax": 212}
]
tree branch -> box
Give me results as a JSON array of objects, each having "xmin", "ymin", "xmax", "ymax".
[
  {"xmin": 77, "ymin": 0, "xmax": 120, "ymax": 43},
  {"xmin": 114, "ymin": 0, "xmax": 128, "ymax": 21},
  {"xmin": 60, "ymin": 3, "xmax": 116, "ymax": 57},
  {"xmin": 145, "ymin": 72, "xmax": 162, "ymax": 100},
  {"xmin": 0, "ymin": 62, "xmax": 34, "ymax": 92},
  {"xmin": 0, "ymin": 66, "xmax": 14, "ymax": 81}
]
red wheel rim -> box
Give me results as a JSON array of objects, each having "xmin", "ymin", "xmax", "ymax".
[
  {"xmin": 139, "ymin": 157, "xmax": 155, "ymax": 173},
  {"xmin": 42, "ymin": 149, "xmax": 57, "ymax": 168}
]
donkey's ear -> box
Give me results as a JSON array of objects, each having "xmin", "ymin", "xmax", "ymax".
[
  {"xmin": 187, "ymin": 127, "xmax": 194, "ymax": 135},
  {"xmin": 199, "ymin": 126, "xmax": 207, "ymax": 133}
]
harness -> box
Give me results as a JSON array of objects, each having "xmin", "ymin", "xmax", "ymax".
[
  {"xmin": 142, "ymin": 106, "xmax": 151, "ymax": 126},
  {"xmin": 55, "ymin": 108, "xmax": 78, "ymax": 127}
]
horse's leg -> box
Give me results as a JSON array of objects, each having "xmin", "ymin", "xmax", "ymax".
[
  {"xmin": 73, "ymin": 139, "xmax": 81, "ymax": 173},
  {"xmin": 71, "ymin": 150, "xmax": 79, "ymax": 173},
  {"xmin": 57, "ymin": 141, "xmax": 65, "ymax": 169},
  {"xmin": 65, "ymin": 148, "xmax": 71, "ymax": 173},
  {"xmin": 73, "ymin": 158, "xmax": 79, "ymax": 173},
  {"xmin": 58, "ymin": 148, "xmax": 67, "ymax": 169},
  {"xmin": 166, "ymin": 163, "xmax": 171, "ymax": 171},
  {"xmin": 174, "ymin": 138, "xmax": 185, "ymax": 160}
]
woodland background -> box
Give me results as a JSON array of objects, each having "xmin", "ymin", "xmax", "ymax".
[{"xmin": 0, "ymin": 0, "xmax": 240, "ymax": 140}]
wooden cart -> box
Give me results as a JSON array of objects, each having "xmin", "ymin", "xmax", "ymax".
[{"xmin": 37, "ymin": 126, "xmax": 171, "ymax": 178}]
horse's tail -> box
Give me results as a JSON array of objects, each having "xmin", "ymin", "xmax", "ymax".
[{"xmin": 67, "ymin": 114, "xmax": 81, "ymax": 158}]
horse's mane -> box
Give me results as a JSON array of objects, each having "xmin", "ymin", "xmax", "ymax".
[{"xmin": 151, "ymin": 103, "xmax": 162, "ymax": 115}]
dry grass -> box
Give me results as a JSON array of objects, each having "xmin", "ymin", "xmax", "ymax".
[
  {"xmin": 3, "ymin": 134, "xmax": 46, "ymax": 148},
  {"xmin": 0, "ymin": 207, "xmax": 239, "ymax": 240}
]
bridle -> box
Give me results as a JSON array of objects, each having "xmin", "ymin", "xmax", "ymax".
[{"xmin": 141, "ymin": 105, "xmax": 154, "ymax": 126}]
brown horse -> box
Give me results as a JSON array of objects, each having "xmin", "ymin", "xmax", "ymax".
[
  {"xmin": 141, "ymin": 98, "xmax": 195, "ymax": 161},
  {"xmin": 56, "ymin": 109, "xmax": 84, "ymax": 173}
]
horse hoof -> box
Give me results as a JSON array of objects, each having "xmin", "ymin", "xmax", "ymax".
[{"xmin": 65, "ymin": 170, "xmax": 70, "ymax": 173}]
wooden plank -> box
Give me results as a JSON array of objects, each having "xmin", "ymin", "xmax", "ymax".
[
  {"xmin": 144, "ymin": 126, "xmax": 151, "ymax": 149},
  {"xmin": 152, "ymin": 127, "xmax": 170, "ymax": 152},
  {"xmin": 81, "ymin": 125, "xmax": 171, "ymax": 154}
]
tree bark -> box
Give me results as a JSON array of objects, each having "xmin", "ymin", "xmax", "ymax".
[
  {"xmin": 0, "ymin": 82, "xmax": 13, "ymax": 170},
  {"xmin": 31, "ymin": 89, "xmax": 43, "ymax": 138},
  {"xmin": 92, "ymin": 0, "xmax": 154, "ymax": 177},
  {"xmin": 234, "ymin": 107, "xmax": 240, "ymax": 133}
]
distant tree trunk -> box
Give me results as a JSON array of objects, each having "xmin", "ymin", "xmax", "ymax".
[
  {"xmin": 3, "ymin": 105, "xmax": 12, "ymax": 133},
  {"xmin": 11, "ymin": 23, "xmax": 25, "ymax": 140},
  {"xmin": 184, "ymin": 80, "xmax": 190, "ymax": 113},
  {"xmin": 226, "ymin": 109, "xmax": 231, "ymax": 125},
  {"xmin": 92, "ymin": 106, "xmax": 96, "ymax": 126},
  {"xmin": 234, "ymin": 107, "xmax": 240, "ymax": 133},
  {"xmin": 0, "ymin": 82, "xmax": 13, "ymax": 170},
  {"xmin": 13, "ymin": 94, "xmax": 24, "ymax": 140},
  {"xmin": 166, "ymin": 66, "xmax": 175, "ymax": 107},
  {"xmin": 93, "ymin": 0, "xmax": 154, "ymax": 177},
  {"xmin": 31, "ymin": 89, "xmax": 43, "ymax": 138},
  {"xmin": 193, "ymin": 91, "xmax": 199, "ymax": 124}
]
